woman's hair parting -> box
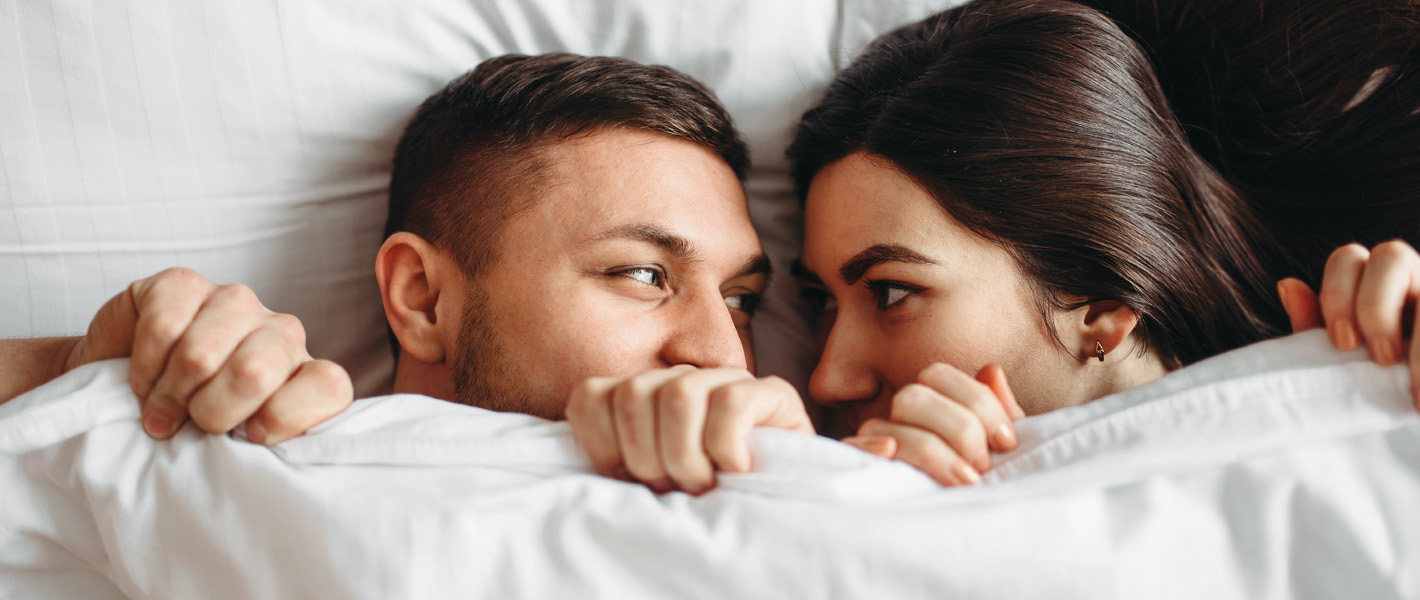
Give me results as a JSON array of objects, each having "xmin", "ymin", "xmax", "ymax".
[{"xmin": 788, "ymin": 0, "xmax": 1419, "ymax": 368}]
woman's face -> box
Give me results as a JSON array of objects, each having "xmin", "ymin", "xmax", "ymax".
[{"xmin": 799, "ymin": 153, "xmax": 1087, "ymax": 427}]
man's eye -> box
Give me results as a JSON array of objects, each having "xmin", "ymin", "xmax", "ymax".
[
  {"xmin": 619, "ymin": 267, "xmax": 663, "ymax": 287},
  {"xmin": 798, "ymin": 287, "xmax": 838, "ymax": 314},
  {"xmin": 725, "ymin": 293, "xmax": 762, "ymax": 315},
  {"xmin": 867, "ymin": 280, "xmax": 917, "ymax": 311}
]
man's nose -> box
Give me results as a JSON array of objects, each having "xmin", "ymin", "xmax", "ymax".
[
  {"xmin": 808, "ymin": 316, "xmax": 879, "ymax": 407},
  {"xmin": 660, "ymin": 292, "xmax": 748, "ymax": 370}
]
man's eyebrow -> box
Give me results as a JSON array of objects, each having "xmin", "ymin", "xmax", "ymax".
[
  {"xmin": 838, "ymin": 244, "xmax": 937, "ymax": 285},
  {"xmin": 593, "ymin": 223, "xmax": 701, "ymax": 262},
  {"xmin": 790, "ymin": 259, "xmax": 823, "ymax": 286}
]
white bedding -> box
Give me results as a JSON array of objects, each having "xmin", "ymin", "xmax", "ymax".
[{"xmin": 2, "ymin": 330, "xmax": 1417, "ymax": 599}]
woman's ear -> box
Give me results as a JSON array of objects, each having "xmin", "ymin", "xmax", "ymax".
[
  {"xmin": 1064, "ymin": 300, "xmax": 1143, "ymax": 362},
  {"xmin": 375, "ymin": 232, "xmax": 456, "ymax": 365}
]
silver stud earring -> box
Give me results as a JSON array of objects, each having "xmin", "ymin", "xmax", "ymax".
[{"xmin": 1095, "ymin": 341, "xmax": 1105, "ymax": 362}]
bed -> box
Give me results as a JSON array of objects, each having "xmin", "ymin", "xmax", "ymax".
[
  {"xmin": 3, "ymin": 331, "xmax": 1418, "ymax": 597},
  {"xmin": 3, "ymin": 2, "xmax": 1418, "ymax": 598}
]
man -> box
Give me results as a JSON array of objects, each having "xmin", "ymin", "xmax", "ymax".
[{"xmin": 0, "ymin": 53, "xmax": 811, "ymax": 495}]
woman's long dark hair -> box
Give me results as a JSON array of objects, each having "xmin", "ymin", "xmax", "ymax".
[{"xmin": 788, "ymin": 0, "xmax": 1419, "ymax": 369}]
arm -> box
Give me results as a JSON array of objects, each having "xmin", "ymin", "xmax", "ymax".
[{"xmin": 0, "ymin": 337, "xmax": 81, "ymax": 404}]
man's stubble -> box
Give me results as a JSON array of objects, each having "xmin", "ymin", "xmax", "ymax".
[{"xmin": 451, "ymin": 289, "xmax": 559, "ymax": 419}]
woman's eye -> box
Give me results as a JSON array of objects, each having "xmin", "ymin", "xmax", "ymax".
[
  {"xmin": 725, "ymin": 293, "xmax": 763, "ymax": 315},
  {"xmin": 868, "ymin": 281, "xmax": 916, "ymax": 310},
  {"xmin": 620, "ymin": 267, "xmax": 663, "ymax": 287}
]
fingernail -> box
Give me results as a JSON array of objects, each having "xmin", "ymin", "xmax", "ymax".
[
  {"xmin": 1335, "ymin": 321, "xmax": 1359, "ymax": 351},
  {"xmin": 143, "ymin": 412, "xmax": 176, "ymax": 439},
  {"xmin": 953, "ymin": 462, "xmax": 980, "ymax": 485},
  {"xmin": 860, "ymin": 436, "xmax": 896, "ymax": 458},
  {"xmin": 994, "ymin": 423, "xmax": 1017, "ymax": 449},
  {"xmin": 247, "ymin": 420, "xmax": 270, "ymax": 445}
]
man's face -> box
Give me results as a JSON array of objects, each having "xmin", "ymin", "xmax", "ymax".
[{"xmin": 450, "ymin": 128, "xmax": 767, "ymax": 419}]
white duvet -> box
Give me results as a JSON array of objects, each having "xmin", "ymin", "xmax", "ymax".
[{"xmin": 1, "ymin": 330, "xmax": 1417, "ymax": 599}]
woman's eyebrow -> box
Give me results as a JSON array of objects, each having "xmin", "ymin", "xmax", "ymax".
[{"xmin": 838, "ymin": 244, "xmax": 936, "ymax": 284}]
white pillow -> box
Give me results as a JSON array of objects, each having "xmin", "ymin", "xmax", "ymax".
[{"xmin": 0, "ymin": 0, "xmax": 950, "ymax": 396}]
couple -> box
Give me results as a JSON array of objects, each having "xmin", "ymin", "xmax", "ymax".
[{"xmin": 5, "ymin": 0, "xmax": 1417, "ymax": 492}]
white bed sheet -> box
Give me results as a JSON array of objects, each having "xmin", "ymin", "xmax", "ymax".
[{"xmin": 1, "ymin": 330, "xmax": 1417, "ymax": 598}]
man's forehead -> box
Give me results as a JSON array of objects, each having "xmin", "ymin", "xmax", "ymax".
[
  {"xmin": 540, "ymin": 129, "xmax": 731, "ymax": 192},
  {"xmin": 527, "ymin": 129, "xmax": 755, "ymax": 245}
]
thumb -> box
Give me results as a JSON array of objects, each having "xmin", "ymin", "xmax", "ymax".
[
  {"xmin": 1278, "ymin": 278, "xmax": 1323, "ymax": 333},
  {"xmin": 66, "ymin": 286, "xmax": 141, "ymax": 372},
  {"xmin": 976, "ymin": 363, "xmax": 1024, "ymax": 420}
]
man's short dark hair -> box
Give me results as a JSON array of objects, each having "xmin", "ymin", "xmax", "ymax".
[{"xmin": 385, "ymin": 53, "xmax": 750, "ymax": 277}]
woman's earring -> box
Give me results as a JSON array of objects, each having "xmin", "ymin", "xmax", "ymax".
[{"xmin": 1095, "ymin": 341, "xmax": 1106, "ymax": 362}]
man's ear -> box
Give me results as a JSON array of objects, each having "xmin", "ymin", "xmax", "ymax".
[
  {"xmin": 1063, "ymin": 300, "xmax": 1143, "ymax": 362},
  {"xmin": 375, "ymin": 232, "xmax": 458, "ymax": 365}
]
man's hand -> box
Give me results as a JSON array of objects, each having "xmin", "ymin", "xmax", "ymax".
[
  {"xmin": 1277, "ymin": 240, "xmax": 1419, "ymax": 409},
  {"xmin": 65, "ymin": 268, "xmax": 353, "ymax": 444},
  {"xmin": 565, "ymin": 366, "xmax": 814, "ymax": 495},
  {"xmin": 841, "ymin": 363, "xmax": 1024, "ymax": 487}
]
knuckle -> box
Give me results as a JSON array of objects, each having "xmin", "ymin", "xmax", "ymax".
[
  {"xmin": 1328, "ymin": 243, "xmax": 1370, "ymax": 266},
  {"xmin": 920, "ymin": 362, "xmax": 952, "ymax": 380},
  {"xmin": 568, "ymin": 379, "xmax": 604, "ymax": 409},
  {"xmin": 759, "ymin": 375, "xmax": 793, "ymax": 396},
  {"xmin": 157, "ymin": 267, "xmax": 203, "ymax": 288},
  {"xmin": 709, "ymin": 383, "xmax": 751, "ymax": 410},
  {"xmin": 1369, "ymin": 239, "xmax": 1412, "ymax": 262},
  {"xmin": 142, "ymin": 314, "xmax": 189, "ymax": 346},
  {"xmin": 955, "ymin": 424, "xmax": 990, "ymax": 460},
  {"xmin": 304, "ymin": 360, "xmax": 353, "ymax": 396},
  {"xmin": 270, "ymin": 312, "xmax": 306, "ymax": 340},
  {"xmin": 660, "ymin": 376, "xmax": 699, "ymax": 403},
  {"xmin": 228, "ymin": 355, "xmax": 284, "ymax": 396},
  {"xmin": 175, "ymin": 343, "xmax": 224, "ymax": 378},
  {"xmin": 1317, "ymin": 279, "xmax": 1357, "ymax": 311},
  {"xmin": 215, "ymin": 283, "xmax": 259, "ymax": 308},
  {"xmin": 892, "ymin": 384, "xmax": 933, "ymax": 414}
]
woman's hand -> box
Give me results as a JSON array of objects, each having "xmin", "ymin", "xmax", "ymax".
[
  {"xmin": 66, "ymin": 268, "xmax": 354, "ymax": 444},
  {"xmin": 841, "ymin": 363, "xmax": 1024, "ymax": 486},
  {"xmin": 565, "ymin": 366, "xmax": 814, "ymax": 495},
  {"xmin": 1277, "ymin": 240, "xmax": 1418, "ymax": 408}
]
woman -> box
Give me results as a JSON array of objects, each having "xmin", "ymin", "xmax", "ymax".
[
  {"xmin": 567, "ymin": 0, "xmax": 1420, "ymax": 491},
  {"xmin": 783, "ymin": 0, "xmax": 1414, "ymax": 485}
]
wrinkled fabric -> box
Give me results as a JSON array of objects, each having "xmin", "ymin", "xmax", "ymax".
[{"xmin": 1, "ymin": 330, "xmax": 1416, "ymax": 599}]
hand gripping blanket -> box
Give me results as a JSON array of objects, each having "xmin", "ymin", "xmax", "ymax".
[{"xmin": 1, "ymin": 331, "xmax": 1416, "ymax": 598}]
